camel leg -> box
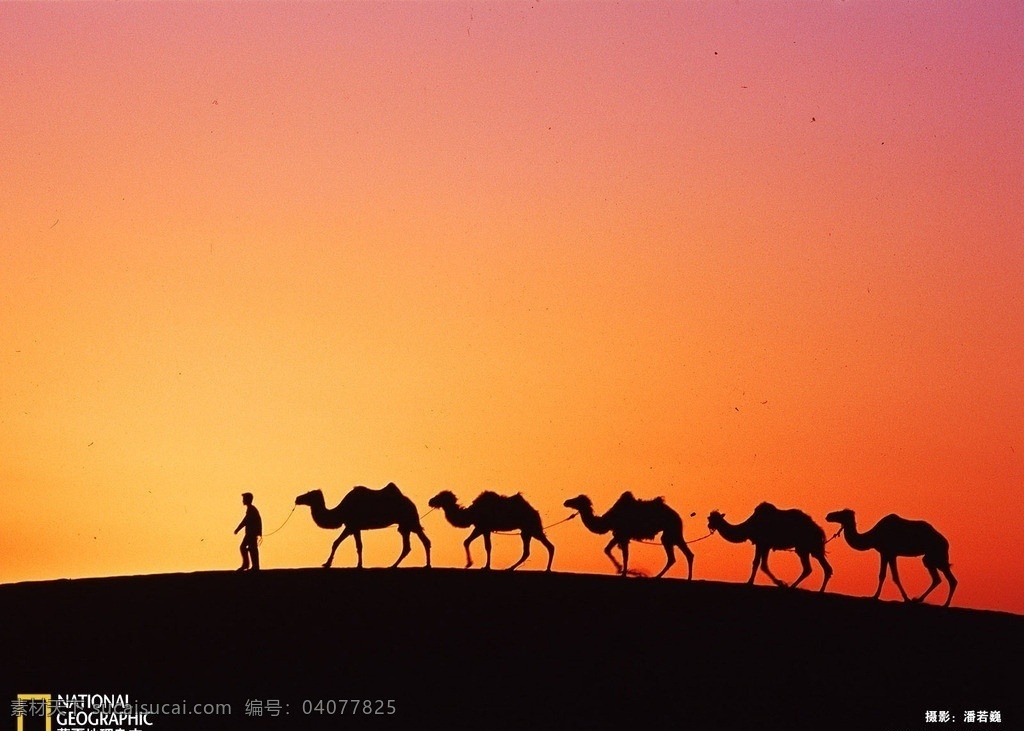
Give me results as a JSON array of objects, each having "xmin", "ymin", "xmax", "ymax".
[
  {"xmin": 463, "ymin": 527, "xmax": 483, "ymax": 568},
  {"xmin": 391, "ymin": 530, "xmax": 411, "ymax": 568},
  {"xmin": 816, "ymin": 551, "xmax": 833, "ymax": 593},
  {"xmin": 791, "ymin": 551, "xmax": 812, "ymax": 589},
  {"xmin": 915, "ymin": 563, "xmax": 942, "ymax": 604},
  {"xmin": 679, "ymin": 541, "xmax": 695, "ymax": 581},
  {"xmin": 749, "ymin": 544, "xmax": 765, "ymax": 585},
  {"xmin": 508, "ymin": 533, "xmax": 530, "ymax": 571},
  {"xmin": 620, "ymin": 539, "xmax": 630, "ymax": 576},
  {"xmin": 747, "ymin": 549, "xmax": 762, "ymax": 584},
  {"xmin": 655, "ymin": 538, "xmax": 676, "ymax": 578},
  {"xmin": 873, "ymin": 554, "xmax": 888, "ymax": 599},
  {"xmin": 354, "ymin": 531, "xmax": 364, "ymax": 568},
  {"xmin": 889, "ymin": 558, "xmax": 911, "ymax": 602},
  {"xmin": 482, "ymin": 532, "xmax": 493, "ymax": 569},
  {"xmin": 603, "ymin": 537, "xmax": 623, "ymax": 574},
  {"xmin": 941, "ymin": 566, "xmax": 957, "ymax": 608},
  {"xmin": 918, "ymin": 554, "xmax": 954, "ymax": 604},
  {"xmin": 538, "ymin": 533, "xmax": 555, "ymax": 572},
  {"xmin": 758, "ymin": 550, "xmax": 786, "ymax": 587},
  {"xmin": 325, "ymin": 527, "xmax": 354, "ymax": 568},
  {"xmin": 415, "ymin": 527, "xmax": 432, "ymax": 568}
]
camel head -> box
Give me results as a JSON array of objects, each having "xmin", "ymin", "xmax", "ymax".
[
  {"xmin": 563, "ymin": 495, "xmax": 592, "ymax": 513},
  {"xmin": 428, "ymin": 490, "xmax": 459, "ymax": 510},
  {"xmin": 295, "ymin": 489, "xmax": 323, "ymax": 508},
  {"xmin": 825, "ymin": 509, "xmax": 854, "ymax": 526},
  {"xmin": 707, "ymin": 510, "xmax": 726, "ymax": 532}
]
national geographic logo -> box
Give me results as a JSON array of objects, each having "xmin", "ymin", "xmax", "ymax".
[
  {"xmin": 14, "ymin": 695, "xmax": 51, "ymax": 731},
  {"xmin": 11, "ymin": 694, "xmax": 150, "ymax": 730}
]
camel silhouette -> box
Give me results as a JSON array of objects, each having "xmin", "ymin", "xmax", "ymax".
[
  {"xmin": 562, "ymin": 492, "xmax": 694, "ymax": 579},
  {"xmin": 708, "ymin": 503, "xmax": 832, "ymax": 591},
  {"xmin": 295, "ymin": 483, "xmax": 431, "ymax": 569},
  {"xmin": 826, "ymin": 509, "xmax": 957, "ymax": 607},
  {"xmin": 428, "ymin": 490, "xmax": 555, "ymax": 571}
]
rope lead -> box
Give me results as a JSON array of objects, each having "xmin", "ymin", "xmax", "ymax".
[{"xmin": 260, "ymin": 505, "xmax": 297, "ymax": 544}]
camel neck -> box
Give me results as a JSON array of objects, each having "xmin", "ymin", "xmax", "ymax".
[
  {"xmin": 840, "ymin": 520, "xmax": 872, "ymax": 552},
  {"xmin": 577, "ymin": 506, "xmax": 610, "ymax": 535},
  {"xmin": 440, "ymin": 504, "xmax": 475, "ymax": 529},
  {"xmin": 309, "ymin": 497, "xmax": 345, "ymax": 530},
  {"xmin": 713, "ymin": 518, "xmax": 749, "ymax": 544}
]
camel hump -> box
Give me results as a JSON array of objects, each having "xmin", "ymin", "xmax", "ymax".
[
  {"xmin": 633, "ymin": 495, "xmax": 669, "ymax": 510},
  {"xmin": 633, "ymin": 499, "xmax": 676, "ymax": 540},
  {"xmin": 612, "ymin": 491, "xmax": 638, "ymax": 509},
  {"xmin": 343, "ymin": 485, "xmax": 373, "ymax": 500},
  {"xmin": 606, "ymin": 491, "xmax": 637, "ymax": 520},
  {"xmin": 877, "ymin": 513, "xmax": 918, "ymax": 532},
  {"xmin": 473, "ymin": 490, "xmax": 505, "ymax": 506},
  {"xmin": 498, "ymin": 492, "xmax": 535, "ymax": 514},
  {"xmin": 344, "ymin": 483, "xmax": 405, "ymax": 504},
  {"xmin": 881, "ymin": 513, "xmax": 945, "ymax": 541},
  {"xmin": 753, "ymin": 501, "xmax": 778, "ymax": 515},
  {"xmin": 780, "ymin": 506, "xmax": 818, "ymax": 527}
]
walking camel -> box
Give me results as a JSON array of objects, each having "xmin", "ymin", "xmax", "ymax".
[
  {"xmin": 707, "ymin": 503, "xmax": 832, "ymax": 591},
  {"xmin": 295, "ymin": 483, "xmax": 431, "ymax": 569},
  {"xmin": 826, "ymin": 509, "xmax": 957, "ymax": 607},
  {"xmin": 563, "ymin": 492, "xmax": 694, "ymax": 579},
  {"xmin": 428, "ymin": 490, "xmax": 555, "ymax": 571}
]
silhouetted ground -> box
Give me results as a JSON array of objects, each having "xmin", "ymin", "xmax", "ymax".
[{"xmin": 1, "ymin": 569, "xmax": 1020, "ymax": 731}]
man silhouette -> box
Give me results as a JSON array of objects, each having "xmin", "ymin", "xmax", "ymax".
[{"xmin": 235, "ymin": 492, "xmax": 262, "ymax": 571}]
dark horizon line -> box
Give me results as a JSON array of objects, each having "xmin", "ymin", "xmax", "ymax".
[{"xmin": 0, "ymin": 566, "xmax": 1019, "ymax": 618}]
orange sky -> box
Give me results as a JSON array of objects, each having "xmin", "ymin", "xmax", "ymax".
[{"xmin": 1, "ymin": 2, "xmax": 1021, "ymax": 613}]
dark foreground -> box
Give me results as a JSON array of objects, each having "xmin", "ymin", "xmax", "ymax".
[{"xmin": 1, "ymin": 569, "xmax": 1020, "ymax": 731}]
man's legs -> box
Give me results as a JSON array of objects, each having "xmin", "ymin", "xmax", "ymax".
[
  {"xmin": 240, "ymin": 535, "xmax": 259, "ymax": 571},
  {"xmin": 238, "ymin": 538, "xmax": 250, "ymax": 571}
]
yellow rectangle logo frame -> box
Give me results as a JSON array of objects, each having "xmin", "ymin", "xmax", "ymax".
[{"xmin": 15, "ymin": 695, "xmax": 51, "ymax": 731}]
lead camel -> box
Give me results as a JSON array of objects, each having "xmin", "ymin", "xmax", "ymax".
[
  {"xmin": 826, "ymin": 509, "xmax": 956, "ymax": 607},
  {"xmin": 295, "ymin": 483, "xmax": 431, "ymax": 569}
]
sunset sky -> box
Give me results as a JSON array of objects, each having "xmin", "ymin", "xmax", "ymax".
[{"xmin": 2, "ymin": 2, "xmax": 1021, "ymax": 613}]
